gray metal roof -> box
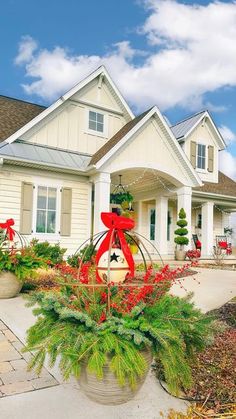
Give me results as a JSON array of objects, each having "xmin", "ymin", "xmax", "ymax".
[
  {"xmin": 0, "ymin": 141, "xmax": 91, "ymax": 172},
  {"xmin": 171, "ymin": 111, "xmax": 206, "ymax": 139}
]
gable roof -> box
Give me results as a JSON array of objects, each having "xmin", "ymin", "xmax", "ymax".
[
  {"xmin": 90, "ymin": 108, "xmax": 151, "ymax": 165},
  {"xmin": 171, "ymin": 110, "xmax": 225, "ymax": 150},
  {"xmin": 171, "ymin": 111, "xmax": 206, "ymax": 139},
  {"xmin": 4, "ymin": 66, "xmax": 134, "ymax": 145},
  {"xmin": 89, "ymin": 106, "xmax": 202, "ymax": 187},
  {"xmin": 0, "ymin": 96, "xmax": 45, "ymax": 143},
  {"xmin": 194, "ymin": 171, "xmax": 236, "ymax": 199}
]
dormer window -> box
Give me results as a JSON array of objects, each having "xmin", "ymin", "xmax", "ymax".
[
  {"xmin": 197, "ymin": 144, "xmax": 206, "ymax": 170},
  {"xmin": 89, "ymin": 111, "xmax": 104, "ymax": 133}
]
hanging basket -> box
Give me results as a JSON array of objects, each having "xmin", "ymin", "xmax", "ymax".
[
  {"xmin": 0, "ymin": 272, "xmax": 22, "ymax": 299},
  {"xmin": 79, "ymin": 348, "xmax": 152, "ymax": 405}
]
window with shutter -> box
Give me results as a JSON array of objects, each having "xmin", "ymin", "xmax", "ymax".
[
  {"xmin": 20, "ymin": 182, "xmax": 33, "ymax": 234},
  {"xmin": 208, "ymin": 145, "xmax": 214, "ymax": 172},
  {"xmin": 60, "ymin": 188, "xmax": 72, "ymax": 236}
]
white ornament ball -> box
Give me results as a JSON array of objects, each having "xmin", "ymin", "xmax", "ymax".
[{"xmin": 97, "ymin": 248, "xmax": 130, "ymax": 283}]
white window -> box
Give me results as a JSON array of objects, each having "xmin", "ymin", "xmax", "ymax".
[
  {"xmin": 89, "ymin": 110, "xmax": 104, "ymax": 133},
  {"xmin": 197, "ymin": 144, "xmax": 206, "ymax": 170},
  {"xmin": 36, "ymin": 186, "xmax": 58, "ymax": 234}
]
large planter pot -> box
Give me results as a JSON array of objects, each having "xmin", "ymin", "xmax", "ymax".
[
  {"xmin": 79, "ymin": 349, "xmax": 152, "ymax": 405},
  {"xmin": 0, "ymin": 271, "xmax": 22, "ymax": 299},
  {"xmin": 175, "ymin": 249, "xmax": 186, "ymax": 261}
]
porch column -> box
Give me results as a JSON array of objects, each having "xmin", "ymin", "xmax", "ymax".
[
  {"xmin": 155, "ymin": 197, "xmax": 168, "ymax": 255},
  {"xmin": 137, "ymin": 201, "xmax": 144, "ymax": 236},
  {"xmin": 93, "ymin": 172, "xmax": 111, "ymax": 234},
  {"xmin": 201, "ymin": 201, "xmax": 214, "ymax": 257},
  {"xmin": 177, "ymin": 186, "xmax": 192, "ymax": 249}
]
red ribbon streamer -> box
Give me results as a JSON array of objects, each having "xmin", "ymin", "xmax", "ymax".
[
  {"xmin": 96, "ymin": 212, "xmax": 135, "ymax": 282},
  {"xmin": 0, "ymin": 218, "xmax": 15, "ymax": 241}
]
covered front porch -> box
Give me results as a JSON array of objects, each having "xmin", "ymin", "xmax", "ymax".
[{"xmin": 91, "ymin": 168, "xmax": 236, "ymax": 259}]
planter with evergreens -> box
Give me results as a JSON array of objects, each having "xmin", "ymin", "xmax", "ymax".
[
  {"xmin": 24, "ymin": 263, "xmax": 213, "ymax": 405},
  {"xmin": 174, "ymin": 208, "xmax": 189, "ymax": 261}
]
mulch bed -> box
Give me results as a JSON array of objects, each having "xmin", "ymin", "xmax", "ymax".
[{"xmin": 184, "ymin": 299, "xmax": 236, "ymax": 405}]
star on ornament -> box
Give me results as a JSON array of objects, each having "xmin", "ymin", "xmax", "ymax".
[{"xmin": 110, "ymin": 252, "xmax": 119, "ymax": 262}]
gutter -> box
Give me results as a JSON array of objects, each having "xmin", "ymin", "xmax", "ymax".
[
  {"xmin": 193, "ymin": 189, "xmax": 236, "ymax": 201},
  {"xmin": 0, "ymin": 155, "xmax": 88, "ymax": 176}
]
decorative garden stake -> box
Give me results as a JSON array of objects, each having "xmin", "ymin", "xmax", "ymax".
[{"xmin": 96, "ymin": 212, "xmax": 135, "ymax": 283}]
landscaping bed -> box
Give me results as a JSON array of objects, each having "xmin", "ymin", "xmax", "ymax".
[{"xmin": 156, "ymin": 298, "xmax": 236, "ymax": 416}]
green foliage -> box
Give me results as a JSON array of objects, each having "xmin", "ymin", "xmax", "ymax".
[
  {"xmin": 110, "ymin": 191, "xmax": 134, "ymax": 205},
  {"xmin": 176, "ymin": 219, "xmax": 187, "ymax": 228},
  {"xmin": 174, "ymin": 236, "xmax": 189, "ymax": 246},
  {"xmin": 174, "ymin": 228, "xmax": 188, "ymax": 237},
  {"xmin": 0, "ymin": 247, "xmax": 46, "ymax": 281},
  {"xmin": 0, "ymin": 228, "xmax": 5, "ymax": 246},
  {"xmin": 67, "ymin": 244, "xmax": 96, "ymax": 267},
  {"xmin": 175, "ymin": 208, "xmax": 189, "ymax": 248},
  {"xmin": 24, "ymin": 290, "xmax": 213, "ymax": 393},
  {"xmin": 31, "ymin": 239, "xmax": 66, "ymax": 266}
]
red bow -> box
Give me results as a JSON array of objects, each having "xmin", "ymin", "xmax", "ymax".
[
  {"xmin": 0, "ymin": 218, "xmax": 15, "ymax": 241},
  {"xmin": 96, "ymin": 212, "xmax": 135, "ymax": 282}
]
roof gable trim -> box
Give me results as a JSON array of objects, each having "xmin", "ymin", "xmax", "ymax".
[
  {"xmin": 92, "ymin": 106, "xmax": 202, "ymax": 187},
  {"xmin": 5, "ymin": 66, "xmax": 134, "ymax": 145}
]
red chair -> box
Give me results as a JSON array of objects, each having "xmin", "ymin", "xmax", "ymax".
[
  {"xmin": 192, "ymin": 234, "xmax": 201, "ymax": 251},
  {"xmin": 216, "ymin": 236, "xmax": 232, "ymax": 255}
]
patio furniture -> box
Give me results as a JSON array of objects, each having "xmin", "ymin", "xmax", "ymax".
[
  {"xmin": 215, "ymin": 235, "xmax": 232, "ymax": 255},
  {"xmin": 192, "ymin": 234, "xmax": 202, "ymax": 250}
]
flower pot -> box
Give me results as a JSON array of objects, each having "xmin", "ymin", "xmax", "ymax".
[
  {"xmin": 175, "ymin": 250, "xmax": 186, "ymax": 261},
  {"xmin": 79, "ymin": 348, "xmax": 152, "ymax": 405},
  {"xmin": 0, "ymin": 271, "xmax": 22, "ymax": 298}
]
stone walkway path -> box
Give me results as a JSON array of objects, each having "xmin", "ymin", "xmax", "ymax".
[{"xmin": 0, "ymin": 319, "xmax": 58, "ymax": 397}]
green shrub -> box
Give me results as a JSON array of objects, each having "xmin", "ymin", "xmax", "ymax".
[
  {"xmin": 174, "ymin": 208, "xmax": 189, "ymax": 248},
  {"xmin": 0, "ymin": 247, "xmax": 46, "ymax": 281},
  {"xmin": 31, "ymin": 240, "xmax": 66, "ymax": 266},
  {"xmin": 68, "ymin": 244, "xmax": 96, "ymax": 267}
]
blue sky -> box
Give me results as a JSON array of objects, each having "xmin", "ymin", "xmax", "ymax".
[{"xmin": 1, "ymin": 0, "xmax": 236, "ymax": 177}]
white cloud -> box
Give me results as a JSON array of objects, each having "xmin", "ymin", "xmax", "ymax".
[
  {"xmin": 14, "ymin": 1, "xmax": 236, "ymax": 112},
  {"xmin": 219, "ymin": 125, "xmax": 236, "ymax": 145},
  {"xmin": 14, "ymin": 35, "xmax": 38, "ymax": 65},
  {"xmin": 219, "ymin": 150, "xmax": 236, "ymax": 180}
]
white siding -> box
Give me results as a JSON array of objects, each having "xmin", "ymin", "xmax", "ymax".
[
  {"xmin": 0, "ymin": 165, "xmax": 91, "ymax": 255},
  {"xmin": 21, "ymin": 78, "xmax": 127, "ymax": 155},
  {"xmin": 184, "ymin": 120, "xmax": 219, "ymax": 183}
]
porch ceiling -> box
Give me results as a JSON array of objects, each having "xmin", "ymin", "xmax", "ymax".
[{"xmin": 111, "ymin": 169, "xmax": 176, "ymax": 197}]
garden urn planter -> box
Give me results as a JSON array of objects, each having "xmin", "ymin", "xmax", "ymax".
[
  {"xmin": 79, "ymin": 348, "xmax": 152, "ymax": 405},
  {"xmin": 175, "ymin": 249, "xmax": 186, "ymax": 261},
  {"xmin": 0, "ymin": 271, "xmax": 22, "ymax": 298}
]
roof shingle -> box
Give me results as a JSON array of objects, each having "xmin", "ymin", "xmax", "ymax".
[
  {"xmin": 194, "ymin": 171, "xmax": 236, "ymax": 198},
  {"xmin": 0, "ymin": 95, "xmax": 45, "ymax": 142}
]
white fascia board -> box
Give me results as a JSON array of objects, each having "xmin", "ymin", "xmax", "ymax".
[
  {"xmin": 92, "ymin": 107, "xmax": 156, "ymax": 170},
  {"xmin": 152, "ymin": 106, "xmax": 202, "ymax": 187},
  {"xmin": 193, "ymin": 190, "xmax": 236, "ymax": 202},
  {"xmin": 93, "ymin": 105, "xmax": 202, "ymax": 187},
  {"xmin": 5, "ymin": 66, "xmax": 134, "ymax": 145},
  {"xmin": 182, "ymin": 111, "xmax": 226, "ymax": 150},
  {"xmin": 0, "ymin": 155, "xmax": 87, "ymax": 174}
]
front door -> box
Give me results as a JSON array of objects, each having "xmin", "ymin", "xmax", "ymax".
[{"xmin": 148, "ymin": 205, "xmax": 156, "ymax": 253}]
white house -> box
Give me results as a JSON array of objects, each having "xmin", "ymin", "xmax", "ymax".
[{"xmin": 0, "ymin": 66, "xmax": 236, "ymax": 257}]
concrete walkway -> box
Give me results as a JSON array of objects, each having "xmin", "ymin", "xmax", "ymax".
[{"xmin": 0, "ymin": 267, "xmax": 235, "ymax": 419}]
